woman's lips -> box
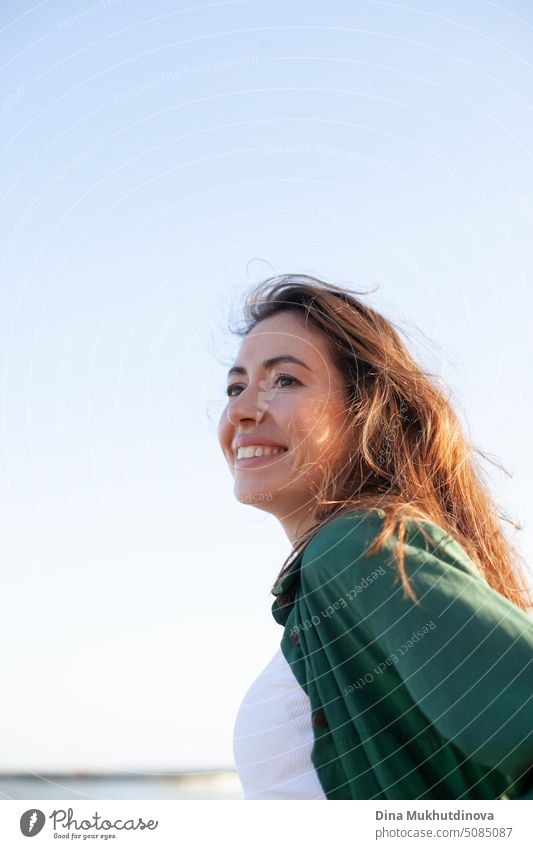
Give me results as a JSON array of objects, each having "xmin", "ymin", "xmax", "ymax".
[{"xmin": 235, "ymin": 448, "xmax": 289, "ymax": 468}]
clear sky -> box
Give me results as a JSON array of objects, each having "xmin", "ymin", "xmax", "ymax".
[{"xmin": 1, "ymin": 0, "xmax": 532, "ymax": 773}]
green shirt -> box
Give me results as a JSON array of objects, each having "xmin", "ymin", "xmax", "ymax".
[{"xmin": 271, "ymin": 509, "xmax": 533, "ymax": 800}]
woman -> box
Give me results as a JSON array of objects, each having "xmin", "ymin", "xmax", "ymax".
[{"xmin": 217, "ymin": 273, "xmax": 533, "ymax": 800}]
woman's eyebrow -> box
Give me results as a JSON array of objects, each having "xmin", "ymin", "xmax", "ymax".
[{"xmin": 227, "ymin": 355, "xmax": 312, "ymax": 379}]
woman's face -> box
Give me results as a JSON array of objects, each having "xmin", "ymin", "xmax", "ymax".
[{"xmin": 217, "ymin": 311, "xmax": 348, "ymax": 543}]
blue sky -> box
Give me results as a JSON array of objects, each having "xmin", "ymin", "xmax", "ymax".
[{"xmin": 1, "ymin": 0, "xmax": 532, "ymax": 773}]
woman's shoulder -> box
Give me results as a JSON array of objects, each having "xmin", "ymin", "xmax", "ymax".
[{"xmin": 300, "ymin": 506, "xmax": 481, "ymax": 583}]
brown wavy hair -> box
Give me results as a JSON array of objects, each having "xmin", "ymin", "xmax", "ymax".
[{"xmin": 229, "ymin": 272, "xmax": 533, "ymax": 612}]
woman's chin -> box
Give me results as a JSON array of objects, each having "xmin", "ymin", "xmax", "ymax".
[{"xmin": 235, "ymin": 486, "xmax": 276, "ymax": 507}]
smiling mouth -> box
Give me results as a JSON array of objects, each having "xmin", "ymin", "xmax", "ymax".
[{"xmin": 235, "ymin": 445, "xmax": 289, "ymax": 466}]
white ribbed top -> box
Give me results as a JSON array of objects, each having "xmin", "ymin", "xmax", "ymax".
[{"xmin": 233, "ymin": 647, "xmax": 327, "ymax": 800}]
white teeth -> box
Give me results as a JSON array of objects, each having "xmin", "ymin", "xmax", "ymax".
[{"xmin": 237, "ymin": 445, "xmax": 286, "ymax": 459}]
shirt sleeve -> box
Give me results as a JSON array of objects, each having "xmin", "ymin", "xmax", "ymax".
[{"xmin": 299, "ymin": 511, "xmax": 533, "ymax": 800}]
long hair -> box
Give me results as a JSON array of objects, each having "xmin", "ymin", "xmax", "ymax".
[{"xmin": 229, "ymin": 273, "xmax": 533, "ymax": 612}]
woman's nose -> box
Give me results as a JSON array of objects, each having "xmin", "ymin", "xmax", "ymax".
[{"xmin": 228, "ymin": 380, "xmax": 272, "ymax": 425}]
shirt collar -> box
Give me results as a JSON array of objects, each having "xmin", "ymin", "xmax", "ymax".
[{"xmin": 271, "ymin": 547, "xmax": 304, "ymax": 626}]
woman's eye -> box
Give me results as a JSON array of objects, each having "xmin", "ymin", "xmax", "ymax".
[
  {"xmin": 273, "ymin": 374, "xmax": 300, "ymax": 390},
  {"xmin": 226, "ymin": 373, "xmax": 299, "ymax": 397},
  {"xmin": 226, "ymin": 384, "xmax": 242, "ymax": 397}
]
